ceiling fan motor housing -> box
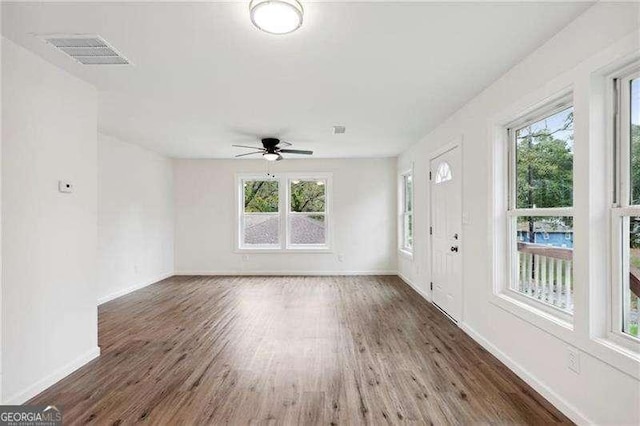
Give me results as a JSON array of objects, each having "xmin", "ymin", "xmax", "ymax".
[{"xmin": 262, "ymin": 138, "xmax": 281, "ymax": 152}]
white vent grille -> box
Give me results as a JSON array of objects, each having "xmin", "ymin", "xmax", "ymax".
[{"xmin": 42, "ymin": 35, "xmax": 130, "ymax": 65}]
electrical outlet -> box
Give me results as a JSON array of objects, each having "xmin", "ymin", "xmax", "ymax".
[
  {"xmin": 567, "ymin": 347, "xmax": 580, "ymax": 374},
  {"xmin": 242, "ymin": 254, "xmax": 249, "ymax": 262},
  {"xmin": 338, "ymin": 254, "xmax": 344, "ymax": 262}
]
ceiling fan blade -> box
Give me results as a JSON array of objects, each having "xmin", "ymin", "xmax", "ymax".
[
  {"xmin": 279, "ymin": 149, "xmax": 313, "ymax": 155},
  {"xmin": 276, "ymin": 154, "xmax": 283, "ymax": 161},
  {"xmin": 235, "ymin": 151, "xmax": 264, "ymax": 158},
  {"xmin": 277, "ymin": 141, "xmax": 292, "ymax": 147},
  {"xmin": 232, "ymin": 144, "xmax": 264, "ymax": 150}
]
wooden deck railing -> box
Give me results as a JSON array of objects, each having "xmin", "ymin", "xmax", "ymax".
[
  {"xmin": 517, "ymin": 242, "xmax": 573, "ymax": 312},
  {"xmin": 517, "ymin": 242, "xmax": 640, "ymax": 316}
]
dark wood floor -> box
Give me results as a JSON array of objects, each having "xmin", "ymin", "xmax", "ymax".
[{"xmin": 30, "ymin": 275, "xmax": 571, "ymax": 425}]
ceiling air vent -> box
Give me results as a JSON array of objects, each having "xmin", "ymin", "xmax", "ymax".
[
  {"xmin": 332, "ymin": 126, "xmax": 346, "ymax": 135},
  {"xmin": 42, "ymin": 35, "xmax": 130, "ymax": 65}
]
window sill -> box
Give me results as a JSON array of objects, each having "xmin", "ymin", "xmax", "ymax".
[
  {"xmin": 491, "ymin": 291, "xmax": 574, "ymax": 333},
  {"xmin": 236, "ymin": 247, "xmax": 333, "ymax": 254},
  {"xmin": 398, "ymin": 249, "xmax": 414, "ymax": 260}
]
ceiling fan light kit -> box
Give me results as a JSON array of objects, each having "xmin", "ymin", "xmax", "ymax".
[
  {"xmin": 249, "ymin": 0, "xmax": 304, "ymax": 35},
  {"xmin": 263, "ymin": 152, "xmax": 280, "ymax": 161}
]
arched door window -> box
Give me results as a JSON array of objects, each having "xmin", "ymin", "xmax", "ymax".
[{"xmin": 434, "ymin": 161, "xmax": 452, "ymax": 184}]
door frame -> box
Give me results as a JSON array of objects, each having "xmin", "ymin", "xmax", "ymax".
[{"xmin": 428, "ymin": 136, "xmax": 464, "ymax": 323}]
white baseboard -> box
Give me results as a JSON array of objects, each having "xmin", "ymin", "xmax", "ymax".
[
  {"xmin": 98, "ymin": 272, "xmax": 174, "ymax": 305},
  {"xmin": 460, "ymin": 323, "xmax": 590, "ymax": 425},
  {"xmin": 395, "ymin": 275, "xmax": 588, "ymax": 424},
  {"xmin": 175, "ymin": 270, "xmax": 398, "ymax": 276},
  {"xmin": 397, "ymin": 272, "xmax": 431, "ymax": 302},
  {"xmin": 4, "ymin": 346, "xmax": 100, "ymax": 405}
]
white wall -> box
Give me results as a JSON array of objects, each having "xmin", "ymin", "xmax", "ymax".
[
  {"xmin": 397, "ymin": 3, "xmax": 640, "ymax": 425},
  {"xmin": 97, "ymin": 133, "xmax": 174, "ymax": 304},
  {"xmin": 174, "ymin": 158, "xmax": 396, "ymax": 274},
  {"xmin": 1, "ymin": 37, "xmax": 99, "ymax": 403}
]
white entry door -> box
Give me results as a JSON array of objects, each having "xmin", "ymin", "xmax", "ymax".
[{"xmin": 430, "ymin": 146, "xmax": 462, "ymax": 322}]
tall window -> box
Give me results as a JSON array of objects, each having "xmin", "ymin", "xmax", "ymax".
[
  {"xmin": 400, "ymin": 172, "xmax": 414, "ymax": 253},
  {"xmin": 612, "ymin": 69, "xmax": 640, "ymax": 341},
  {"xmin": 288, "ymin": 179, "xmax": 327, "ymax": 248},
  {"xmin": 507, "ymin": 99, "xmax": 574, "ymax": 315},
  {"xmin": 238, "ymin": 173, "xmax": 331, "ymax": 250},
  {"xmin": 241, "ymin": 178, "xmax": 280, "ymax": 248}
]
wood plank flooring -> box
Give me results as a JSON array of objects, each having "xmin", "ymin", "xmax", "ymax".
[{"xmin": 30, "ymin": 275, "xmax": 572, "ymax": 425}]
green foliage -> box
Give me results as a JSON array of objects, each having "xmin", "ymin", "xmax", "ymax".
[
  {"xmin": 244, "ymin": 180, "xmax": 278, "ymax": 212},
  {"xmin": 516, "ymin": 112, "xmax": 573, "ymax": 209},
  {"xmin": 243, "ymin": 179, "xmax": 326, "ymax": 214},
  {"xmin": 290, "ymin": 181, "xmax": 325, "ymax": 212},
  {"xmin": 631, "ymin": 124, "xmax": 640, "ymax": 205},
  {"xmin": 628, "ymin": 126, "xmax": 640, "ymax": 250}
]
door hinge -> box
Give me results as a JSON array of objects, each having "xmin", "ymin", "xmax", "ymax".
[
  {"xmin": 429, "ymin": 226, "xmax": 433, "ymax": 235},
  {"xmin": 430, "ymin": 282, "xmax": 433, "ymax": 291},
  {"xmin": 429, "ymin": 171, "xmax": 432, "ymax": 181}
]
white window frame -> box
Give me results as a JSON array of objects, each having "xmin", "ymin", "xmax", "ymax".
[
  {"xmin": 504, "ymin": 95, "xmax": 575, "ymax": 323},
  {"xmin": 286, "ymin": 175, "xmax": 331, "ymax": 251},
  {"xmin": 610, "ymin": 65, "xmax": 640, "ymax": 350},
  {"xmin": 236, "ymin": 172, "xmax": 332, "ymax": 252},
  {"xmin": 237, "ymin": 174, "xmax": 282, "ymax": 250},
  {"xmin": 399, "ymin": 169, "xmax": 414, "ymax": 257}
]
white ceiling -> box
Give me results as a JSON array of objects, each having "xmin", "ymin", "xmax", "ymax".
[{"xmin": 2, "ymin": 1, "xmax": 592, "ymax": 158}]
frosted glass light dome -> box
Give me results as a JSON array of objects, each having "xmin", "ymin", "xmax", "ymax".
[{"xmin": 250, "ymin": 0, "xmax": 303, "ymax": 35}]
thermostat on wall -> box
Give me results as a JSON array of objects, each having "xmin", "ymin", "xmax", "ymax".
[{"xmin": 58, "ymin": 181, "xmax": 73, "ymax": 193}]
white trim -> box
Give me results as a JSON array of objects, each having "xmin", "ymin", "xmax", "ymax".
[
  {"xmin": 487, "ymin": 55, "xmax": 640, "ymax": 378},
  {"xmin": 398, "ymin": 248, "xmax": 414, "ymax": 260},
  {"xmin": 3, "ymin": 346, "xmax": 100, "ymax": 405},
  {"xmin": 459, "ymin": 323, "xmax": 590, "ymax": 426},
  {"xmin": 174, "ymin": 270, "xmax": 397, "ymax": 276},
  {"xmin": 428, "ymin": 136, "xmax": 464, "ymax": 321},
  {"xmin": 397, "ymin": 272, "xmax": 431, "ymax": 302},
  {"xmin": 497, "ymin": 91, "xmax": 576, "ymax": 323},
  {"xmin": 398, "ymin": 168, "xmax": 414, "ymax": 254},
  {"xmin": 236, "ymin": 172, "xmax": 333, "ymax": 252},
  {"xmin": 609, "ymin": 64, "xmax": 640, "ymax": 349},
  {"xmin": 395, "ymin": 274, "xmax": 588, "ymax": 424},
  {"xmin": 97, "ymin": 272, "xmax": 174, "ymax": 305}
]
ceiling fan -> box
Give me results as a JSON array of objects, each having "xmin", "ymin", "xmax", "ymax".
[{"xmin": 233, "ymin": 138, "xmax": 313, "ymax": 161}]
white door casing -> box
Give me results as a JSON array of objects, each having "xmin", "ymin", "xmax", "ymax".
[{"xmin": 430, "ymin": 146, "xmax": 462, "ymax": 322}]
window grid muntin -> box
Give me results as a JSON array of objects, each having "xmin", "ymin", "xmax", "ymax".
[
  {"xmin": 286, "ymin": 177, "xmax": 329, "ymax": 249},
  {"xmin": 401, "ymin": 172, "xmax": 414, "ymax": 251},
  {"xmin": 612, "ymin": 68, "xmax": 640, "ymax": 342},
  {"xmin": 506, "ymin": 97, "xmax": 575, "ymax": 315},
  {"xmin": 240, "ymin": 177, "xmax": 281, "ymax": 249}
]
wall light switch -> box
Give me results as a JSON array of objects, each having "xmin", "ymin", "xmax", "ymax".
[
  {"xmin": 58, "ymin": 181, "xmax": 73, "ymax": 193},
  {"xmin": 242, "ymin": 255, "xmax": 249, "ymax": 262},
  {"xmin": 338, "ymin": 254, "xmax": 344, "ymax": 262}
]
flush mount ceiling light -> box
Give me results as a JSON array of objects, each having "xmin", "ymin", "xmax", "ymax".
[{"xmin": 249, "ymin": 0, "xmax": 304, "ymax": 35}]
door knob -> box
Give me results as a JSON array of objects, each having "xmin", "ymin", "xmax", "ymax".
[{"xmin": 450, "ymin": 246, "xmax": 459, "ymax": 252}]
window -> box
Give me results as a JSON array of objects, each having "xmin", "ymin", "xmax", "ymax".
[
  {"xmin": 507, "ymin": 98, "xmax": 574, "ymax": 316},
  {"xmin": 612, "ymin": 68, "xmax": 640, "ymax": 341},
  {"xmin": 241, "ymin": 178, "xmax": 280, "ymax": 248},
  {"xmin": 237, "ymin": 173, "xmax": 331, "ymax": 250},
  {"xmin": 288, "ymin": 179, "xmax": 327, "ymax": 248},
  {"xmin": 434, "ymin": 162, "xmax": 452, "ymax": 184},
  {"xmin": 400, "ymin": 172, "xmax": 413, "ymax": 253}
]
